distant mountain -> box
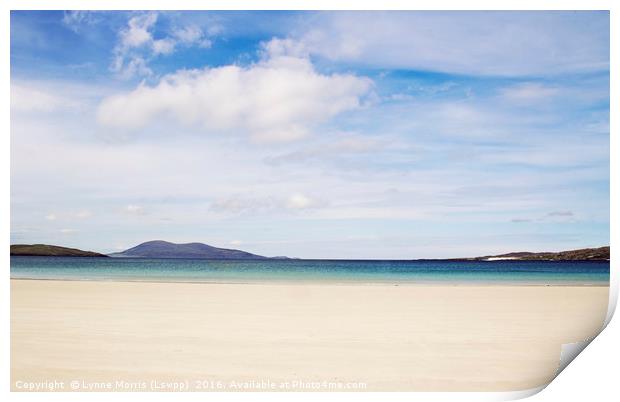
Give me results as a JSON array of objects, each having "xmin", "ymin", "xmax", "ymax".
[
  {"xmin": 468, "ymin": 246, "xmax": 610, "ymax": 261},
  {"xmin": 10, "ymin": 244, "xmax": 109, "ymax": 257},
  {"xmin": 109, "ymin": 240, "xmax": 272, "ymax": 259}
]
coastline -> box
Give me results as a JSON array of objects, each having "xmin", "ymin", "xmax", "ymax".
[
  {"xmin": 9, "ymin": 276, "xmax": 609, "ymax": 287},
  {"xmin": 11, "ymin": 278, "xmax": 609, "ymax": 391}
]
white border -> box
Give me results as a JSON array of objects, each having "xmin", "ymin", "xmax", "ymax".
[{"xmin": 2, "ymin": 1, "xmax": 617, "ymax": 401}]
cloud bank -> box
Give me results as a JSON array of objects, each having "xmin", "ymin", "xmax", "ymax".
[{"xmin": 98, "ymin": 53, "xmax": 372, "ymax": 142}]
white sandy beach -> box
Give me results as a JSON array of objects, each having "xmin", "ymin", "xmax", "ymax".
[{"xmin": 10, "ymin": 279, "xmax": 608, "ymax": 391}]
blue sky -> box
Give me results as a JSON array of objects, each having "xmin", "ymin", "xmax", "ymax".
[{"xmin": 10, "ymin": 11, "xmax": 610, "ymax": 258}]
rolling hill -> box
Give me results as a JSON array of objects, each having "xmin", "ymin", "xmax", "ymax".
[
  {"xmin": 109, "ymin": 240, "xmax": 270, "ymax": 259},
  {"xmin": 470, "ymin": 246, "xmax": 610, "ymax": 261},
  {"xmin": 10, "ymin": 244, "xmax": 109, "ymax": 257}
]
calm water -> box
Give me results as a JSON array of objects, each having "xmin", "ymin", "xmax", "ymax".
[{"xmin": 10, "ymin": 256, "xmax": 609, "ymax": 285}]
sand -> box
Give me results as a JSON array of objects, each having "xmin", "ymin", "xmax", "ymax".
[{"xmin": 10, "ymin": 279, "xmax": 609, "ymax": 392}]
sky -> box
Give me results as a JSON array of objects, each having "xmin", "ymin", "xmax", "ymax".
[{"xmin": 10, "ymin": 11, "xmax": 610, "ymax": 259}]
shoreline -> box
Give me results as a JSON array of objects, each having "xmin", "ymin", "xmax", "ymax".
[{"xmin": 9, "ymin": 277, "xmax": 610, "ymax": 287}]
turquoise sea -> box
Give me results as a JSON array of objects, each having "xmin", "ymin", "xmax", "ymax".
[{"xmin": 10, "ymin": 256, "xmax": 609, "ymax": 285}]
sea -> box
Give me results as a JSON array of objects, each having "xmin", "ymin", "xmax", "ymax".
[{"xmin": 9, "ymin": 257, "xmax": 609, "ymax": 285}]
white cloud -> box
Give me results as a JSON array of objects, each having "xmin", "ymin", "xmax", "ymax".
[
  {"xmin": 120, "ymin": 13, "xmax": 157, "ymax": 48},
  {"xmin": 281, "ymin": 12, "xmax": 609, "ymax": 76},
  {"xmin": 210, "ymin": 195, "xmax": 278, "ymax": 215},
  {"xmin": 172, "ymin": 25, "xmax": 212, "ymax": 48},
  {"xmin": 112, "ymin": 13, "xmax": 158, "ymax": 78},
  {"xmin": 173, "ymin": 25, "xmax": 202, "ymax": 42},
  {"xmin": 511, "ymin": 210, "xmax": 575, "ymax": 224},
  {"xmin": 45, "ymin": 213, "xmax": 57, "ymax": 221},
  {"xmin": 112, "ymin": 13, "xmax": 217, "ymax": 78},
  {"xmin": 60, "ymin": 228, "xmax": 78, "ymax": 234},
  {"xmin": 152, "ymin": 38, "xmax": 176, "ymax": 55},
  {"xmin": 205, "ymin": 24, "xmax": 224, "ymax": 37},
  {"xmin": 265, "ymin": 134, "xmax": 385, "ymax": 165},
  {"xmin": 98, "ymin": 53, "xmax": 372, "ymax": 142},
  {"xmin": 260, "ymin": 38, "xmax": 309, "ymax": 59},
  {"xmin": 112, "ymin": 56, "xmax": 153, "ymax": 79},
  {"xmin": 286, "ymin": 193, "xmax": 323, "ymax": 210},
  {"xmin": 229, "ymin": 240, "xmax": 243, "ymax": 246},
  {"xmin": 210, "ymin": 193, "xmax": 326, "ymax": 216},
  {"xmin": 62, "ymin": 11, "xmax": 101, "ymax": 33},
  {"xmin": 11, "ymin": 84, "xmax": 76, "ymax": 113},
  {"xmin": 500, "ymin": 83, "xmax": 560, "ymax": 102}
]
